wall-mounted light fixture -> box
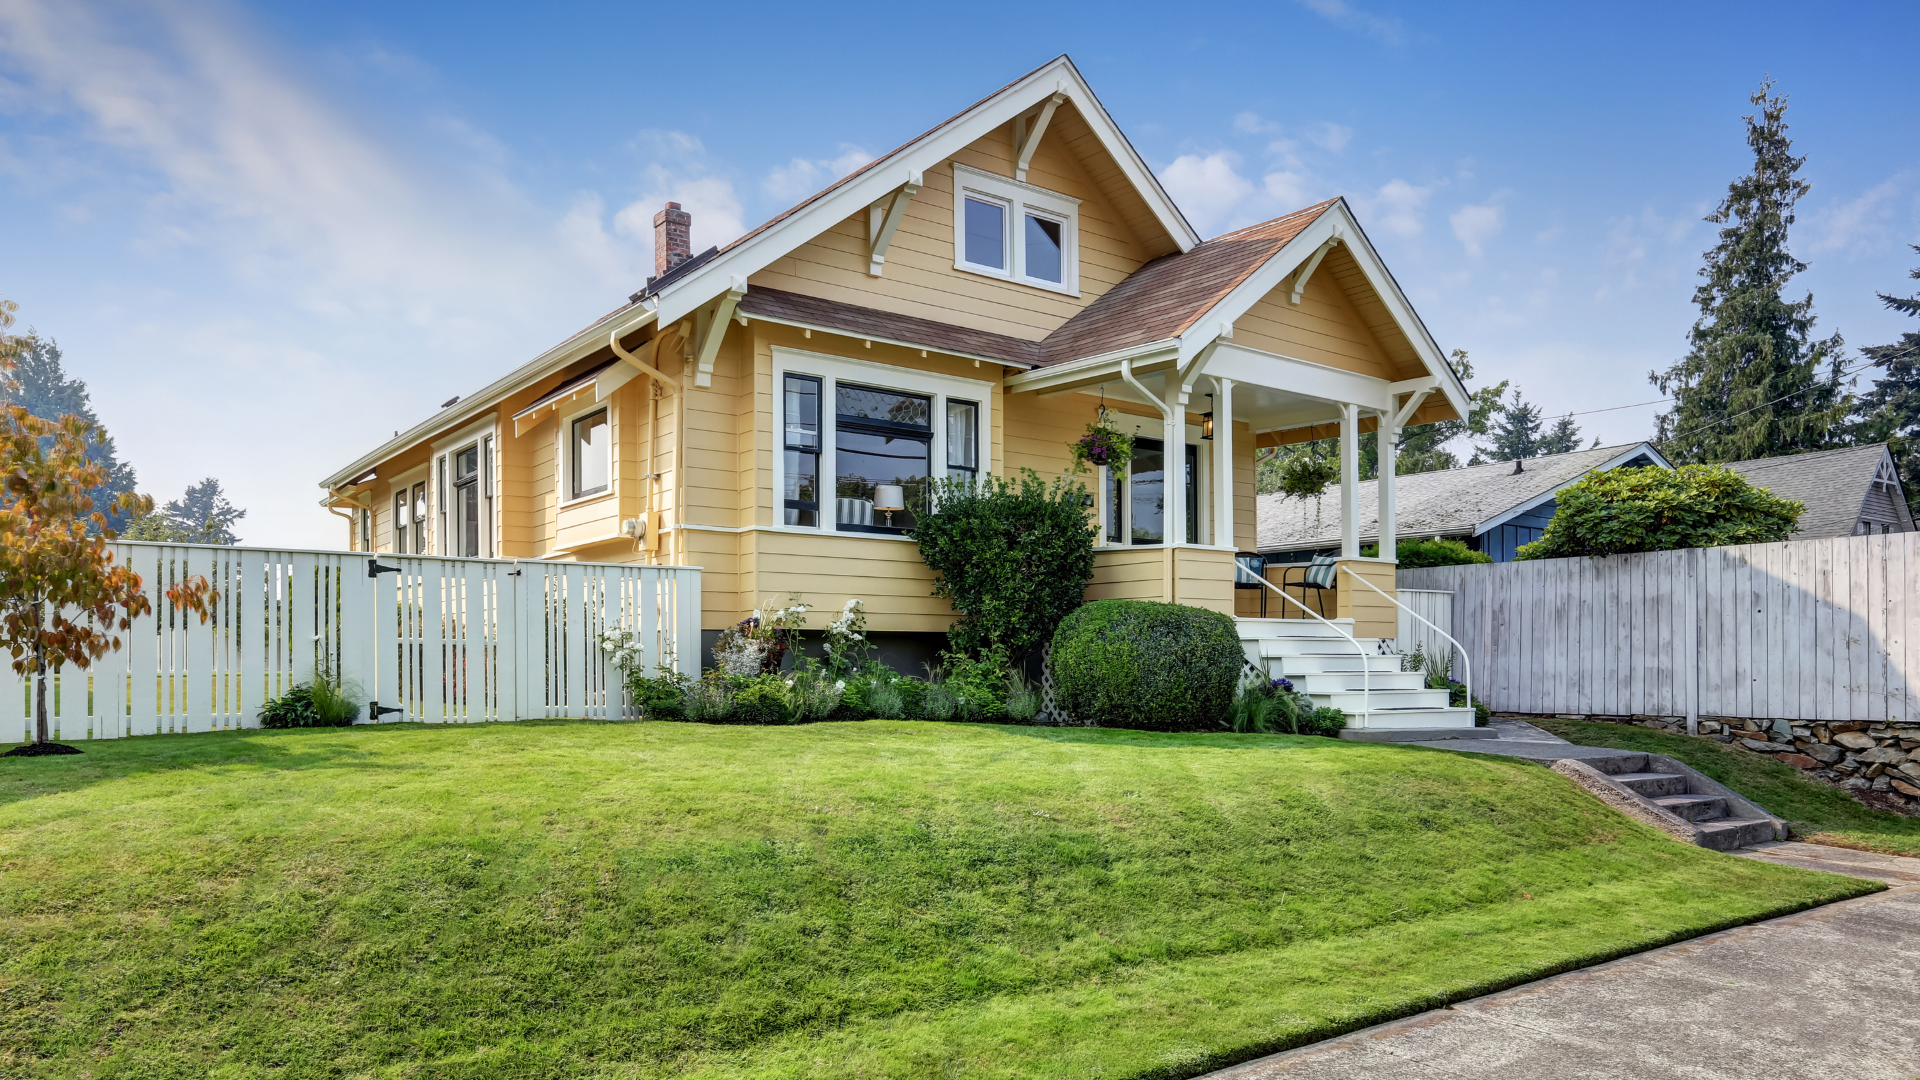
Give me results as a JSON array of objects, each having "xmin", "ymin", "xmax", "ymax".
[{"xmin": 1201, "ymin": 393, "xmax": 1215, "ymax": 440}]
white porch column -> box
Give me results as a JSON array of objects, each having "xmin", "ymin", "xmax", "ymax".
[
  {"xmin": 1339, "ymin": 403, "xmax": 1360, "ymax": 558},
  {"xmin": 1211, "ymin": 376, "xmax": 1234, "ymax": 550},
  {"xmin": 1161, "ymin": 374, "xmax": 1186, "ymax": 547},
  {"xmin": 1376, "ymin": 409, "xmax": 1397, "ymax": 560}
]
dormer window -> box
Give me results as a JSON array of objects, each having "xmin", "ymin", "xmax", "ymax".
[{"xmin": 952, "ymin": 163, "xmax": 1080, "ymax": 295}]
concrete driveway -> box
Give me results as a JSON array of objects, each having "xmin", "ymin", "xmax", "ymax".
[{"xmin": 1203, "ymin": 843, "xmax": 1920, "ymax": 1080}]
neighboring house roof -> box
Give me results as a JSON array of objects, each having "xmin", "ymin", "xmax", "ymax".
[
  {"xmin": 1035, "ymin": 200, "xmax": 1337, "ymax": 365},
  {"xmin": 1719, "ymin": 443, "xmax": 1912, "ymax": 538},
  {"xmin": 1257, "ymin": 443, "xmax": 1669, "ymax": 552}
]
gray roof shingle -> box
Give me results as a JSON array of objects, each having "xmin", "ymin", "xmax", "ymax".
[
  {"xmin": 1257, "ymin": 443, "xmax": 1660, "ymax": 551},
  {"xmin": 1719, "ymin": 444, "xmax": 1893, "ymax": 539}
]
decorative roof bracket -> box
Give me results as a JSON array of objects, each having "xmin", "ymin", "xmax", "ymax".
[
  {"xmin": 1014, "ymin": 88, "xmax": 1067, "ymax": 182},
  {"xmin": 867, "ymin": 170, "xmax": 923, "ymax": 276},
  {"xmin": 691, "ymin": 276, "xmax": 748, "ymax": 389},
  {"xmin": 1289, "ymin": 238, "xmax": 1340, "ymax": 305}
]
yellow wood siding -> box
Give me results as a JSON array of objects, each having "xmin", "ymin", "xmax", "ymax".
[
  {"xmin": 747, "ymin": 116, "xmax": 1154, "ymax": 342},
  {"xmin": 1232, "ymin": 261, "xmax": 1399, "ymax": 380},
  {"xmin": 1334, "ymin": 558, "xmax": 1398, "ymax": 639}
]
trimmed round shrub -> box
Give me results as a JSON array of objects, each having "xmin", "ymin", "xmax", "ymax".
[{"xmin": 1048, "ymin": 600, "xmax": 1244, "ymax": 730}]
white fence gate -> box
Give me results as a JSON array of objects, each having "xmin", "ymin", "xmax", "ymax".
[
  {"xmin": 1398, "ymin": 533, "xmax": 1918, "ymax": 724},
  {"xmin": 3, "ymin": 542, "xmax": 701, "ymax": 742}
]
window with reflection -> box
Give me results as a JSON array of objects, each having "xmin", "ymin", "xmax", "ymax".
[
  {"xmin": 835, "ymin": 383, "xmax": 930, "ymax": 534},
  {"xmin": 964, "ymin": 197, "xmax": 1006, "ymax": 270},
  {"xmin": 783, "ymin": 374, "xmax": 820, "ymax": 527},
  {"xmin": 946, "ymin": 399, "xmax": 978, "ymax": 481},
  {"xmin": 570, "ymin": 409, "xmax": 609, "ymax": 499},
  {"xmin": 1025, "ymin": 214, "xmax": 1063, "ymax": 283},
  {"xmin": 1101, "ymin": 437, "xmax": 1201, "ymax": 547}
]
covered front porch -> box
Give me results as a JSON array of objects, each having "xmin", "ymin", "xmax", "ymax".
[{"xmin": 1007, "ymin": 335, "xmax": 1444, "ymax": 643}]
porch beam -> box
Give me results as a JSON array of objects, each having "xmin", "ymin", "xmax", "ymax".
[{"xmin": 1206, "ymin": 341, "xmax": 1393, "ymax": 412}]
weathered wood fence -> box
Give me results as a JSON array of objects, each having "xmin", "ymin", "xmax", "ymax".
[
  {"xmin": 1398, "ymin": 533, "xmax": 1917, "ymax": 724},
  {"xmin": 4, "ymin": 542, "xmax": 701, "ymax": 743}
]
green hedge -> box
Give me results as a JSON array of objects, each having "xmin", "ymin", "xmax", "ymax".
[{"xmin": 1048, "ymin": 600, "xmax": 1244, "ymax": 731}]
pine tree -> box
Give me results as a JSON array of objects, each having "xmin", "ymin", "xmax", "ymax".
[
  {"xmin": 1852, "ymin": 245, "xmax": 1920, "ymax": 514},
  {"xmin": 1476, "ymin": 387, "xmax": 1544, "ymax": 462},
  {"xmin": 1650, "ymin": 78, "xmax": 1849, "ymax": 463},
  {"xmin": 1537, "ymin": 413, "xmax": 1585, "ymax": 456},
  {"xmin": 163, "ymin": 478, "xmax": 245, "ymax": 545},
  {"xmin": 3, "ymin": 334, "xmax": 139, "ymax": 530}
]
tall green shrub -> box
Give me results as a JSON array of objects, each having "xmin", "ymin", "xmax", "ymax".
[
  {"xmin": 1048, "ymin": 600, "xmax": 1243, "ymax": 731},
  {"xmin": 912, "ymin": 469, "xmax": 1095, "ymax": 660},
  {"xmin": 1515, "ymin": 464, "xmax": 1802, "ymax": 560},
  {"xmin": 1360, "ymin": 537, "xmax": 1492, "ymax": 567}
]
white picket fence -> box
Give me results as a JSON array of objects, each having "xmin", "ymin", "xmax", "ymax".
[
  {"xmin": 4, "ymin": 542, "xmax": 701, "ymax": 742},
  {"xmin": 1398, "ymin": 533, "xmax": 1918, "ymax": 724}
]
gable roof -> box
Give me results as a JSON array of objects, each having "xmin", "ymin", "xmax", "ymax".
[
  {"xmin": 1036, "ymin": 200, "xmax": 1337, "ymax": 365},
  {"xmin": 1258, "ymin": 443, "xmax": 1668, "ymax": 551},
  {"xmin": 1720, "ymin": 443, "xmax": 1907, "ymax": 538},
  {"xmin": 647, "ymin": 55, "xmax": 1200, "ymax": 329}
]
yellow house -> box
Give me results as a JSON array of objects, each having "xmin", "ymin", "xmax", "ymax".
[{"xmin": 319, "ymin": 55, "xmax": 1471, "ymax": 707}]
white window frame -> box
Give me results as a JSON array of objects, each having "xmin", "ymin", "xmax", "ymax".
[
  {"xmin": 770, "ymin": 346, "xmax": 995, "ymax": 542},
  {"xmin": 1093, "ymin": 418, "xmax": 1211, "ymax": 549},
  {"xmin": 431, "ymin": 415, "xmax": 500, "ymax": 557},
  {"xmin": 557, "ymin": 399, "xmax": 614, "ymax": 508},
  {"xmin": 951, "ymin": 163, "xmax": 1081, "ymax": 296},
  {"xmin": 388, "ymin": 463, "xmax": 429, "ymax": 555}
]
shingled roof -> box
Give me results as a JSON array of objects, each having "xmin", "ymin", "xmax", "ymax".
[
  {"xmin": 1035, "ymin": 200, "xmax": 1338, "ymax": 365},
  {"xmin": 1720, "ymin": 444, "xmax": 1909, "ymax": 539}
]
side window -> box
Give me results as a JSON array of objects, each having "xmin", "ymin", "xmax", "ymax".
[
  {"xmin": 946, "ymin": 399, "xmax": 978, "ymax": 481},
  {"xmin": 783, "ymin": 374, "xmax": 821, "ymax": 527},
  {"xmin": 410, "ymin": 481, "xmax": 428, "ymax": 554},
  {"xmin": 453, "ymin": 445, "xmax": 480, "ymax": 558},
  {"xmin": 570, "ymin": 409, "xmax": 610, "ymax": 499},
  {"xmin": 393, "ymin": 491, "xmax": 409, "ymax": 554}
]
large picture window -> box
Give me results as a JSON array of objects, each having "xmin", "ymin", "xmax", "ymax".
[
  {"xmin": 1103, "ymin": 437, "xmax": 1200, "ymax": 546},
  {"xmin": 570, "ymin": 408, "xmax": 610, "ymax": 499},
  {"xmin": 834, "ymin": 384, "xmax": 930, "ymax": 534}
]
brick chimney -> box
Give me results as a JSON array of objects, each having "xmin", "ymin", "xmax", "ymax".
[{"xmin": 654, "ymin": 201, "xmax": 692, "ymax": 278}]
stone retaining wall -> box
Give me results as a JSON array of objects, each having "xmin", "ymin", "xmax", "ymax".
[{"xmin": 1498, "ymin": 712, "xmax": 1920, "ymax": 814}]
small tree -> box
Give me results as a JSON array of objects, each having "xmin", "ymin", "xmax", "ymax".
[
  {"xmin": 0, "ymin": 375, "xmax": 214, "ymax": 752},
  {"xmin": 911, "ymin": 469, "xmax": 1095, "ymax": 661},
  {"xmin": 1852, "ymin": 245, "xmax": 1920, "ymax": 515},
  {"xmin": 1514, "ymin": 464, "xmax": 1801, "ymax": 561}
]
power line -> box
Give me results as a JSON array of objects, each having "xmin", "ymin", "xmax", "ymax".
[
  {"xmin": 1549, "ymin": 341, "xmax": 1917, "ymax": 428},
  {"xmin": 1655, "ymin": 355, "xmax": 1888, "ymax": 448}
]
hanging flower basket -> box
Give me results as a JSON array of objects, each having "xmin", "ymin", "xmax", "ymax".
[
  {"xmin": 1274, "ymin": 450, "xmax": 1339, "ymax": 500},
  {"xmin": 1069, "ymin": 407, "xmax": 1137, "ymax": 484}
]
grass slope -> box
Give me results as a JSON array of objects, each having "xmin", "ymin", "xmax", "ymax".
[
  {"xmin": 0, "ymin": 721, "xmax": 1874, "ymax": 1079},
  {"xmin": 1534, "ymin": 718, "xmax": 1920, "ymax": 857}
]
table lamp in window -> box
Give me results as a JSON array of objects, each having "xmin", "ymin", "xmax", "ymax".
[{"xmin": 873, "ymin": 484, "xmax": 905, "ymax": 528}]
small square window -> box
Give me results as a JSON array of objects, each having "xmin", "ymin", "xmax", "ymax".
[
  {"xmin": 570, "ymin": 409, "xmax": 610, "ymax": 499},
  {"xmin": 964, "ymin": 197, "xmax": 1006, "ymax": 270},
  {"xmin": 1025, "ymin": 214, "xmax": 1063, "ymax": 283}
]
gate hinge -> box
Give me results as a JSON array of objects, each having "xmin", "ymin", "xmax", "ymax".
[
  {"xmin": 367, "ymin": 701, "xmax": 406, "ymax": 721},
  {"xmin": 367, "ymin": 560, "xmax": 401, "ymax": 578}
]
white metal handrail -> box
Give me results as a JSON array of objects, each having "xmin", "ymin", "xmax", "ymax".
[
  {"xmin": 1235, "ymin": 562, "xmax": 1369, "ymax": 726},
  {"xmin": 1340, "ymin": 565, "xmax": 1471, "ymax": 714}
]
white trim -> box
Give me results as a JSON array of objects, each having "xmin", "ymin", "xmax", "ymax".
[
  {"xmin": 951, "ymin": 163, "xmax": 1081, "ymax": 296},
  {"xmin": 1473, "ymin": 442, "xmax": 1673, "ymax": 536},
  {"xmin": 653, "ymin": 56, "xmax": 1198, "ymax": 327},
  {"xmin": 740, "ymin": 308, "xmax": 1032, "ymax": 370},
  {"xmin": 1207, "ymin": 341, "xmax": 1394, "ymax": 412},
  {"xmin": 771, "ymin": 346, "xmax": 995, "ymax": 537}
]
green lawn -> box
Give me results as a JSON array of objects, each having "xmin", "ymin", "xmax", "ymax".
[
  {"xmin": 1534, "ymin": 718, "xmax": 1920, "ymax": 857},
  {"xmin": 0, "ymin": 720, "xmax": 1876, "ymax": 1079}
]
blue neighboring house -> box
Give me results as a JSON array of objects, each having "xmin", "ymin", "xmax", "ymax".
[{"xmin": 1257, "ymin": 442, "xmax": 1671, "ymax": 564}]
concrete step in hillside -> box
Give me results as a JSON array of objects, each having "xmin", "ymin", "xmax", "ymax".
[{"xmin": 1572, "ymin": 752, "xmax": 1783, "ymax": 851}]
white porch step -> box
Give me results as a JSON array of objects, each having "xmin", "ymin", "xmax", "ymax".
[
  {"xmin": 1310, "ymin": 688, "xmax": 1453, "ymax": 711},
  {"xmin": 1294, "ymin": 671, "xmax": 1426, "ymax": 693},
  {"xmin": 1266, "ymin": 653, "xmax": 1403, "ymax": 675},
  {"xmin": 1342, "ymin": 706, "xmax": 1477, "ymax": 730},
  {"xmin": 1236, "ymin": 617, "xmax": 1354, "ymax": 641}
]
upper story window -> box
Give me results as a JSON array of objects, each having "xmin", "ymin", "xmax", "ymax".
[
  {"xmin": 570, "ymin": 408, "xmax": 610, "ymax": 499},
  {"xmin": 952, "ymin": 163, "xmax": 1080, "ymax": 295}
]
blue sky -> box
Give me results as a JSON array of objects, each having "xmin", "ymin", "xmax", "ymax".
[{"xmin": 2, "ymin": 0, "xmax": 1916, "ymax": 546}]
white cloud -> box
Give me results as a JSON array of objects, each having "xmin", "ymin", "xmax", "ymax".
[
  {"xmin": 1232, "ymin": 111, "xmax": 1283, "ymax": 136},
  {"xmin": 1361, "ymin": 179, "xmax": 1431, "ymax": 237},
  {"xmin": 615, "ymin": 168, "xmax": 747, "ymax": 267},
  {"xmin": 1810, "ymin": 174, "xmax": 1912, "ymax": 255},
  {"xmin": 1263, "ymin": 170, "xmax": 1314, "ymax": 210},
  {"xmin": 761, "ymin": 143, "xmax": 874, "ymax": 203},
  {"xmin": 1293, "ymin": 0, "xmax": 1406, "ymax": 45},
  {"xmin": 1161, "ymin": 151, "xmax": 1255, "ymax": 236},
  {"xmin": 1450, "ymin": 200, "xmax": 1505, "ymax": 256},
  {"xmin": 1306, "ymin": 122, "xmax": 1353, "ymax": 153}
]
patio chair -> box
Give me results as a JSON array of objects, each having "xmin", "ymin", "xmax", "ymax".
[
  {"xmin": 1233, "ymin": 551, "xmax": 1269, "ymax": 617},
  {"xmin": 1278, "ymin": 555, "xmax": 1339, "ymax": 619}
]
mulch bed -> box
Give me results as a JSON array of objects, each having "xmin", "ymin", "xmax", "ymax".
[{"xmin": 3, "ymin": 742, "xmax": 83, "ymax": 757}]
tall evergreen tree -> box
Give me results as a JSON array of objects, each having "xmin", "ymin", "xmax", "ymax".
[
  {"xmin": 3, "ymin": 333, "xmax": 140, "ymax": 531},
  {"xmin": 1650, "ymin": 78, "xmax": 1849, "ymax": 463},
  {"xmin": 162, "ymin": 478, "xmax": 245, "ymax": 545},
  {"xmin": 1536, "ymin": 413, "xmax": 1586, "ymax": 456},
  {"xmin": 1852, "ymin": 245, "xmax": 1920, "ymax": 514},
  {"xmin": 1474, "ymin": 387, "xmax": 1547, "ymax": 462}
]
